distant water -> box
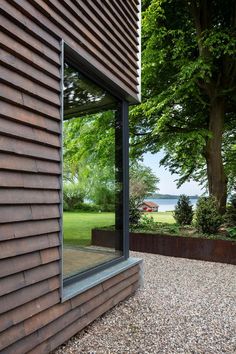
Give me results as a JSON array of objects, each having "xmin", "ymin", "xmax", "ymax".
[{"xmin": 146, "ymin": 198, "xmax": 198, "ymax": 212}]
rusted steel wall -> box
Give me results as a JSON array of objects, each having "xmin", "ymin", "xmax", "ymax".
[
  {"xmin": 92, "ymin": 230, "xmax": 236, "ymax": 265},
  {"xmin": 130, "ymin": 233, "xmax": 236, "ymax": 264},
  {"xmin": 0, "ymin": 1, "xmax": 141, "ymax": 353}
]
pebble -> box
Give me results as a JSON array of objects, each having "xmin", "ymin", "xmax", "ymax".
[{"xmin": 53, "ymin": 252, "xmax": 236, "ymax": 354}]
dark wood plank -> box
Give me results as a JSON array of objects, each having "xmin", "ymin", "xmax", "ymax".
[
  {"xmin": 26, "ymin": 282, "xmax": 139, "ymax": 354},
  {"xmin": 0, "ymin": 101, "xmax": 60, "ymax": 133},
  {"xmin": 31, "ymin": 205, "xmax": 60, "ymax": 220},
  {"xmin": 70, "ymin": 284, "xmax": 103, "ymax": 309},
  {"xmin": 31, "ymin": 0, "xmax": 138, "ymax": 87},
  {"xmin": 48, "ymin": 0, "xmax": 138, "ymax": 78},
  {"xmin": 0, "ymin": 83, "xmax": 60, "ymax": 120},
  {"xmin": 97, "ymin": 0, "xmax": 138, "ymax": 46},
  {"xmin": 0, "ymin": 171, "xmax": 60, "ymax": 190},
  {"xmin": 110, "ymin": 0, "xmax": 138, "ymax": 31},
  {"xmin": 0, "ymin": 66, "xmax": 60, "ymax": 106},
  {"xmin": 0, "ymin": 262, "xmax": 60, "ymax": 297},
  {"xmin": 40, "ymin": 247, "xmax": 60, "ymax": 265},
  {"xmin": 63, "ymin": 0, "xmax": 138, "ymax": 68},
  {"xmin": 0, "ymin": 204, "xmax": 60, "ymax": 223},
  {"xmin": 0, "ymin": 252, "xmax": 42, "ymax": 279},
  {"xmin": 0, "ymin": 135, "xmax": 60, "ymax": 161},
  {"xmin": 13, "ymin": 0, "xmax": 139, "ymax": 96},
  {"xmin": 84, "ymin": 0, "xmax": 138, "ymax": 58},
  {"xmin": 0, "ymin": 0, "xmax": 60, "ymax": 51},
  {"xmin": 0, "ymin": 153, "xmax": 61, "ymax": 174},
  {"xmin": 0, "ymin": 117, "xmax": 60, "ymax": 147},
  {"xmin": 0, "ymin": 322, "xmax": 26, "ymax": 351},
  {"xmin": 0, "ymin": 12, "xmax": 60, "ymax": 66},
  {"xmin": 0, "ymin": 30, "xmax": 60, "ymax": 80},
  {"xmin": 0, "ymin": 233, "xmax": 60, "ymax": 259},
  {"xmin": 117, "ymin": 0, "xmax": 139, "ymax": 24},
  {"xmin": 0, "ymin": 290, "xmax": 60, "ymax": 333},
  {"xmin": 0, "ymin": 276, "xmax": 60, "ymax": 315},
  {"xmin": 0, "ymin": 48, "xmax": 60, "ymax": 92},
  {"xmin": 0, "ymin": 219, "xmax": 60, "ymax": 241},
  {"xmin": 0, "ymin": 300, "xmax": 70, "ymax": 351},
  {"xmin": 102, "ymin": 264, "xmax": 140, "ymax": 291},
  {"xmin": 0, "ymin": 189, "xmax": 60, "ymax": 205}
]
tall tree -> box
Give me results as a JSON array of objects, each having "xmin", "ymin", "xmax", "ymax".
[
  {"xmin": 129, "ymin": 162, "xmax": 159, "ymax": 206},
  {"xmin": 130, "ymin": 0, "xmax": 236, "ymax": 213}
]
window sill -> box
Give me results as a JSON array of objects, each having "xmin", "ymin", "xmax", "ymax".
[{"xmin": 61, "ymin": 257, "xmax": 142, "ymax": 302}]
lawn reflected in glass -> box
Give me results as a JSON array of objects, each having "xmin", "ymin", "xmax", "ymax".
[{"xmin": 63, "ymin": 62, "xmax": 123, "ymax": 279}]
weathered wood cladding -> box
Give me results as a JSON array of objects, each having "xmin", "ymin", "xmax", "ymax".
[
  {"xmin": 1, "ymin": 0, "xmax": 140, "ymax": 101},
  {"xmin": 0, "ymin": 1, "xmax": 141, "ymax": 353}
]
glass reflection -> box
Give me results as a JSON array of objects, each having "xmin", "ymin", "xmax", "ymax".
[{"xmin": 63, "ymin": 61, "xmax": 123, "ymax": 279}]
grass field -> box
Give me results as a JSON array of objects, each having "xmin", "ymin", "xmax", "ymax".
[
  {"xmin": 63, "ymin": 211, "xmax": 175, "ymax": 246},
  {"xmin": 63, "ymin": 212, "xmax": 115, "ymax": 246},
  {"xmin": 147, "ymin": 211, "xmax": 175, "ymax": 224}
]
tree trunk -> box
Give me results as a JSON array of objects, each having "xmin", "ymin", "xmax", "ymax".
[{"xmin": 206, "ymin": 97, "xmax": 227, "ymax": 214}]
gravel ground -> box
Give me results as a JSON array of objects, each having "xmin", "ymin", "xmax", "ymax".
[{"xmin": 54, "ymin": 252, "xmax": 236, "ymax": 354}]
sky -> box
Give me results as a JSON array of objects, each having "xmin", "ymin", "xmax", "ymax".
[{"xmin": 143, "ymin": 151, "xmax": 204, "ymax": 196}]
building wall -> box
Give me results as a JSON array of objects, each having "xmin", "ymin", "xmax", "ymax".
[{"xmin": 0, "ymin": 1, "xmax": 141, "ymax": 353}]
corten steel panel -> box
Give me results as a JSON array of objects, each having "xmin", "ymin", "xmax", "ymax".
[
  {"xmin": 0, "ymin": 0, "xmax": 141, "ymax": 353},
  {"xmin": 129, "ymin": 232, "xmax": 236, "ymax": 265},
  {"xmin": 92, "ymin": 230, "xmax": 236, "ymax": 265}
]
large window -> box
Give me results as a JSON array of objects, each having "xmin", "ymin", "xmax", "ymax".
[{"xmin": 62, "ymin": 57, "xmax": 128, "ymax": 283}]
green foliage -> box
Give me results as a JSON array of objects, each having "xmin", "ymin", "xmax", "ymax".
[
  {"xmin": 129, "ymin": 197, "xmax": 142, "ymax": 227},
  {"xmin": 63, "ymin": 110, "xmax": 118, "ymax": 210},
  {"xmin": 135, "ymin": 216, "xmax": 179, "ymax": 234},
  {"xmin": 173, "ymin": 195, "xmax": 193, "ymax": 225},
  {"xmin": 138, "ymin": 215, "xmax": 157, "ymax": 231},
  {"xmin": 63, "ymin": 183, "xmax": 85, "ymax": 211},
  {"xmin": 195, "ymin": 196, "xmax": 222, "ymax": 234},
  {"xmin": 224, "ymin": 194, "xmax": 236, "ymax": 226},
  {"xmin": 129, "ymin": 162, "xmax": 159, "ymax": 205},
  {"xmin": 227, "ymin": 227, "xmax": 236, "ymax": 239},
  {"xmin": 130, "ymin": 0, "xmax": 236, "ymax": 200},
  {"xmin": 92, "ymin": 185, "xmax": 115, "ymax": 212},
  {"xmin": 129, "ymin": 162, "xmax": 159, "ymax": 227},
  {"xmin": 230, "ymin": 194, "xmax": 236, "ymax": 208}
]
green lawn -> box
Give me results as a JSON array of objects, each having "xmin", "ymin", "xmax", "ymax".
[
  {"xmin": 63, "ymin": 211, "xmax": 175, "ymax": 246},
  {"xmin": 63, "ymin": 211, "xmax": 115, "ymax": 246},
  {"xmin": 145, "ymin": 211, "xmax": 175, "ymax": 224}
]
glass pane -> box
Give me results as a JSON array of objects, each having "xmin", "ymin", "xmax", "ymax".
[{"xmin": 63, "ymin": 61, "xmax": 123, "ymax": 279}]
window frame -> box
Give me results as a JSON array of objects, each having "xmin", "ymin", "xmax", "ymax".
[{"xmin": 60, "ymin": 41, "xmax": 129, "ymax": 291}]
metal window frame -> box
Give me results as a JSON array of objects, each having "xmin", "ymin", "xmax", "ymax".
[{"xmin": 59, "ymin": 41, "xmax": 129, "ymax": 295}]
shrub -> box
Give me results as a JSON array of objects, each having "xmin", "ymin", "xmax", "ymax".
[
  {"xmin": 173, "ymin": 194, "xmax": 193, "ymax": 225},
  {"xmin": 195, "ymin": 196, "xmax": 222, "ymax": 234},
  {"xmin": 92, "ymin": 186, "xmax": 115, "ymax": 212},
  {"xmin": 227, "ymin": 226, "xmax": 236, "ymax": 239},
  {"xmin": 224, "ymin": 194, "xmax": 236, "ymax": 226},
  {"xmin": 129, "ymin": 197, "xmax": 142, "ymax": 227},
  {"xmin": 138, "ymin": 215, "xmax": 157, "ymax": 231},
  {"xmin": 63, "ymin": 183, "xmax": 85, "ymax": 211},
  {"xmin": 75, "ymin": 203, "xmax": 100, "ymax": 212}
]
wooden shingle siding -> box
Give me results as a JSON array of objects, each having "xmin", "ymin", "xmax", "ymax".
[
  {"xmin": 0, "ymin": 262, "xmax": 60, "ymax": 297},
  {"xmin": 0, "ymin": 102, "xmax": 60, "ymax": 133},
  {"xmin": 0, "ymin": 118, "xmax": 60, "ymax": 147},
  {"xmin": 0, "ymin": 1, "xmax": 141, "ymax": 353},
  {"xmin": 0, "ymin": 248, "xmax": 60, "ymax": 279},
  {"xmin": 1, "ymin": 270, "xmax": 140, "ymax": 354},
  {"xmin": 0, "ymin": 219, "xmax": 60, "ymax": 241},
  {"xmin": 0, "ymin": 290, "xmax": 61, "ymax": 333},
  {"xmin": 0, "ymin": 153, "xmax": 61, "ymax": 174},
  {"xmin": 10, "ymin": 0, "xmax": 140, "ymax": 100}
]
